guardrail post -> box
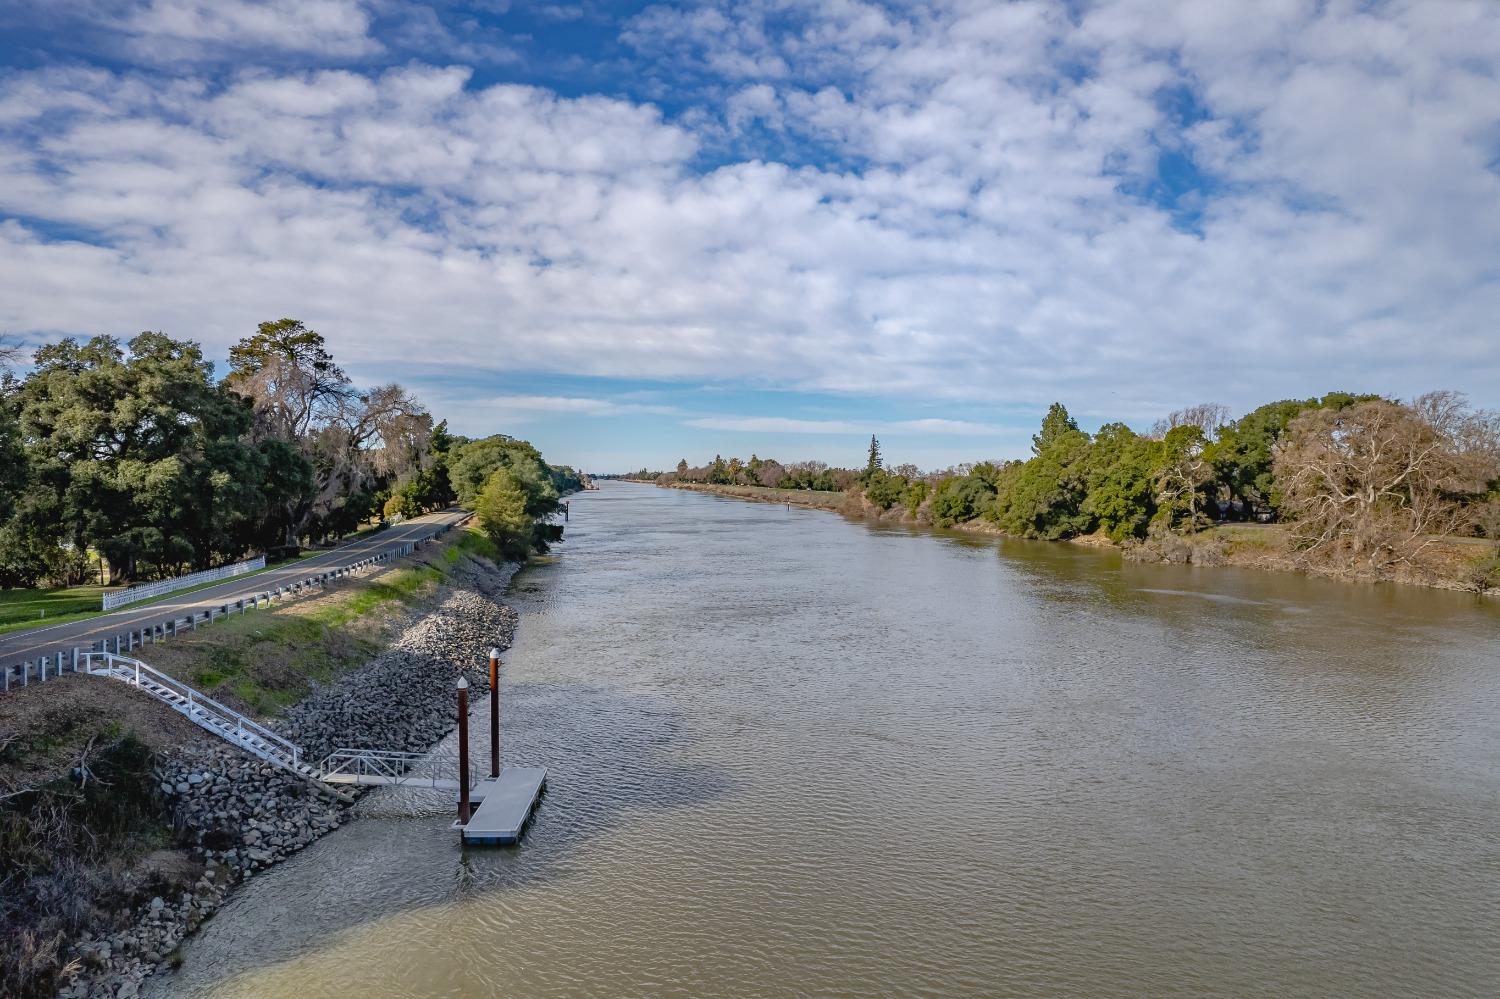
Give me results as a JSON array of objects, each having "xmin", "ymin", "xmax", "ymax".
[
  {"xmin": 3, "ymin": 667, "xmax": 9, "ymax": 692},
  {"xmin": 22, "ymin": 661, "xmax": 29, "ymax": 686},
  {"xmin": 72, "ymin": 648, "xmax": 79, "ymax": 671},
  {"xmin": 134, "ymin": 660, "xmax": 140, "ymax": 685}
]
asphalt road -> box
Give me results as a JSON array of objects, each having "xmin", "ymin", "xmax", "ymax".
[{"xmin": 0, "ymin": 508, "xmax": 471, "ymax": 675}]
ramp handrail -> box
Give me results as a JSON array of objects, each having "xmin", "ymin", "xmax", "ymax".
[
  {"xmin": 76, "ymin": 652, "xmax": 479, "ymax": 795},
  {"xmin": 82, "ymin": 651, "xmax": 304, "ymax": 770},
  {"xmin": 317, "ymin": 747, "xmax": 464, "ymax": 787}
]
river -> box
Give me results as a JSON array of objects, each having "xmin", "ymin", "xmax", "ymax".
[{"xmin": 149, "ymin": 481, "xmax": 1500, "ymax": 998}]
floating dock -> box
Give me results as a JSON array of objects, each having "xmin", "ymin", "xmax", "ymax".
[{"xmin": 458, "ymin": 766, "xmax": 547, "ymax": 846}]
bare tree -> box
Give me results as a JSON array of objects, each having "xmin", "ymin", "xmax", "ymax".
[
  {"xmin": 756, "ymin": 459, "xmax": 786, "ymax": 488},
  {"xmin": 1273, "ymin": 395, "xmax": 1499, "ymax": 571},
  {"xmin": 1149, "ymin": 402, "xmax": 1232, "ymax": 440}
]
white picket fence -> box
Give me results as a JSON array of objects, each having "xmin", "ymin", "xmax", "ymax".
[{"xmin": 103, "ymin": 556, "xmax": 268, "ymax": 611}]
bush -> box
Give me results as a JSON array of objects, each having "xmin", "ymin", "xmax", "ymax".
[
  {"xmin": 931, "ymin": 476, "xmax": 995, "ymax": 527},
  {"xmin": 863, "ymin": 471, "xmax": 908, "ymax": 510}
]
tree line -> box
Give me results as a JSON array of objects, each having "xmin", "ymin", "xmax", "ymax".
[
  {"xmin": 645, "ymin": 391, "xmax": 1500, "ymax": 574},
  {"xmin": 0, "ymin": 321, "xmax": 580, "ymax": 587}
]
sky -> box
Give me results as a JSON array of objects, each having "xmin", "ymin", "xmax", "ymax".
[{"xmin": 0, "ymin": 0, "xmax": 1497, "ymax": 473}]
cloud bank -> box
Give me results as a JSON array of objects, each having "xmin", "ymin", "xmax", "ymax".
[{"xmin": 0, "ymin": 0, "xmax": 1496, "ymax": 447}]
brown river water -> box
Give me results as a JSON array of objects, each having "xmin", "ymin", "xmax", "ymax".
[{"xmin": 149, "ymin": 481, "xmax": 1500, "ymax": 998}]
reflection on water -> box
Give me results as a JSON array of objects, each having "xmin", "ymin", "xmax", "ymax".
[{"xmin": 151, "ymin": 482, "xmax": 1500, "ymax": 999}]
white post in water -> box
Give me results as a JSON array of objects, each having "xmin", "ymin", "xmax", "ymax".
[
  {"xmin": 489, "ymin": 648, "xmax": 501, "ymax": 778},
  {"xmin": 457, "ymin": 677, "xmax": 472, "ymax": 825}
]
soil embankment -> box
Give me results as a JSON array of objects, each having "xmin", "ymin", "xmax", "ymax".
[{"xmin": 0, "ymin": 530, "xmax": 521, "ymax": 999}]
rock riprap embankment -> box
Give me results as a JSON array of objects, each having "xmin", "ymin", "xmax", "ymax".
[
  {"xmin": 280, "ymin": 588, "xmax": 517, "ymax": 762},
  {"xmin": 56, "ymin": 562, "xmax": 518, "ymax": 999}
]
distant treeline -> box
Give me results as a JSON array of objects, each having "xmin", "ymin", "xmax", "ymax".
[
  {"xmin": 0, "ymin": 322, "xmax": 580, "ymax": 587},
  {"xmin": 633, "ymin": 392, "xmax": 1500, "ymax": 575}
]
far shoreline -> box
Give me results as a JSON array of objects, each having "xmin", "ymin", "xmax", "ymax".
[{"xmin": 645, "ymin": 480, "xmax": 1500, "ymax": 598}]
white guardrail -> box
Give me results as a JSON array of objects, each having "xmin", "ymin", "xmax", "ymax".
[{"xmin": 103, "ymin": 556, "xmax": 268, "ymax": 611}]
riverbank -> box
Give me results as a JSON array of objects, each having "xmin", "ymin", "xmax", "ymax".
[
  {"xmin": 659, "ymin": 481, "xmax": 1500, "ymax": 595},
  {"xmin": 0, "ymin": 529, "xmax": 522, "ymax": 999}
]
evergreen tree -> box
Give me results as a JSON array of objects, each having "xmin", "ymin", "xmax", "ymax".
[
  {"xmin": 475, "ymin": 468, "xmax": 535, "ymax": 561},
  {"xmin": 707, "ymin": 454, "xmax": 730, "ymax": 484},
  {"xmin": 864, "ymin": 435, "xmax": 883, "ymax": 479},
  {"xmin": 1032, "ymin": 402, "xmax": 1080, "ymax": 456}
]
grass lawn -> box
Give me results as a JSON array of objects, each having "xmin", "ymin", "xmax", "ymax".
[
  {"xmin": 0, "ymin": 553, "xmax": 322, "ymax": 637},
  {"xmin": 0, "ymin": 585, "xmax": 112, "ymax": 635}
]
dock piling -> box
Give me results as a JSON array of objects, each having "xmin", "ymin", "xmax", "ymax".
[
  {"xmin": 489, "ymin": 648, "xmax": 501, "ymax": 778},
  {"xmin": 457, "ymin": 677, "xmax": 471, "ymax": 825}
]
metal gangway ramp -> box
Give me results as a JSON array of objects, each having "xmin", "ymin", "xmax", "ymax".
[
  {"xmin": 81, "ymin": 651, "xmax": 544, "ymax": 844},
  {"xmin": 318, "ymin": 748, "xmax": 465, "ymax": 790}
]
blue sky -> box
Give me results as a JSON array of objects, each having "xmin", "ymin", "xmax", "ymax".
[{"xmin": 1, "ymin": 1, "xmax": 1498, "ymax": 473}]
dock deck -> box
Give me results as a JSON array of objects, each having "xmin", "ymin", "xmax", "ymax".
[{"xmin": 459, "ymin": 766, "xmax": 547, "ymax": 846}]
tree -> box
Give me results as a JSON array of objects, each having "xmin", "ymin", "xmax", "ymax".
[
  {"xmin": 1149, "ymin": 402, "xmax": 1231, "ymax": 441},
  {"xmin": 475, "ymin": 468, "xmax": 535, "ymax": 561},
  {"xmin": 864, "ymin": 470, "xmax": 907, "ymax": 509},
  {"xmin": 1152, "ymin": 425, "xmax": 1215, "ymax": 533},
  {"xmin": 931, "ymin": 474, "xmax": 995, "ymax": 527},
  {"xmin": 676, "ymin": 458, "xmax": 689, "ymax": 476},
  {"xmin": 993, "ymin": 406, "xmax": 1093, "ymax": 539},
  {"xmin": 1032, "ymin": 403, "xmax": 1079, "ymax": 456},
  {"xmin": 226, "ymin": 319, "xmax": 351, "ymax": 442},
  {"xmin": 707, "ymin": 454, "xmax": 730, "ymax": 485},
  {"xmin": 1273, "ymin": 395, "xmax": 1499, "ymax": 570},
  {"xmin": 0, "ymin": 384, "xmax": 24, "ymax": 527},
  {"xmin": 756, "ymin": 459, "xmax": 786, "ymax": 488},
  {"xmin": 15, "ymin": 333, "xmax": 281, "ymax": 578},
  {"xmin": 449, "ymin": 434, "xmax": 562, "ymax": 525},
  {"xmin": 864, "ymin": 435, "xmax": 883, "ymax": 480},
  {"xmin": 1207, "ymin": 393, "xmax": 1378, "ymax": 516},
  {"xmin": 1083, "ymin": 422, "xmax": 1158, "ymax": 541}
]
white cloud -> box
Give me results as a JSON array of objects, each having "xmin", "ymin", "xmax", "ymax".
[
  {"xmin": 684, "ymin": 416, "xmax": 1016, "ymax": 437},
  {"xmin": 0, "ymin": 0, "xmax": 1497, "ymax": 432},
  {"xmin": 424, "ymin": 394, "xmax": 680, "ymax": 425},
  {"xmin": 117, "ymin": 0, "xmax": 382, "ymax": 60}
]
